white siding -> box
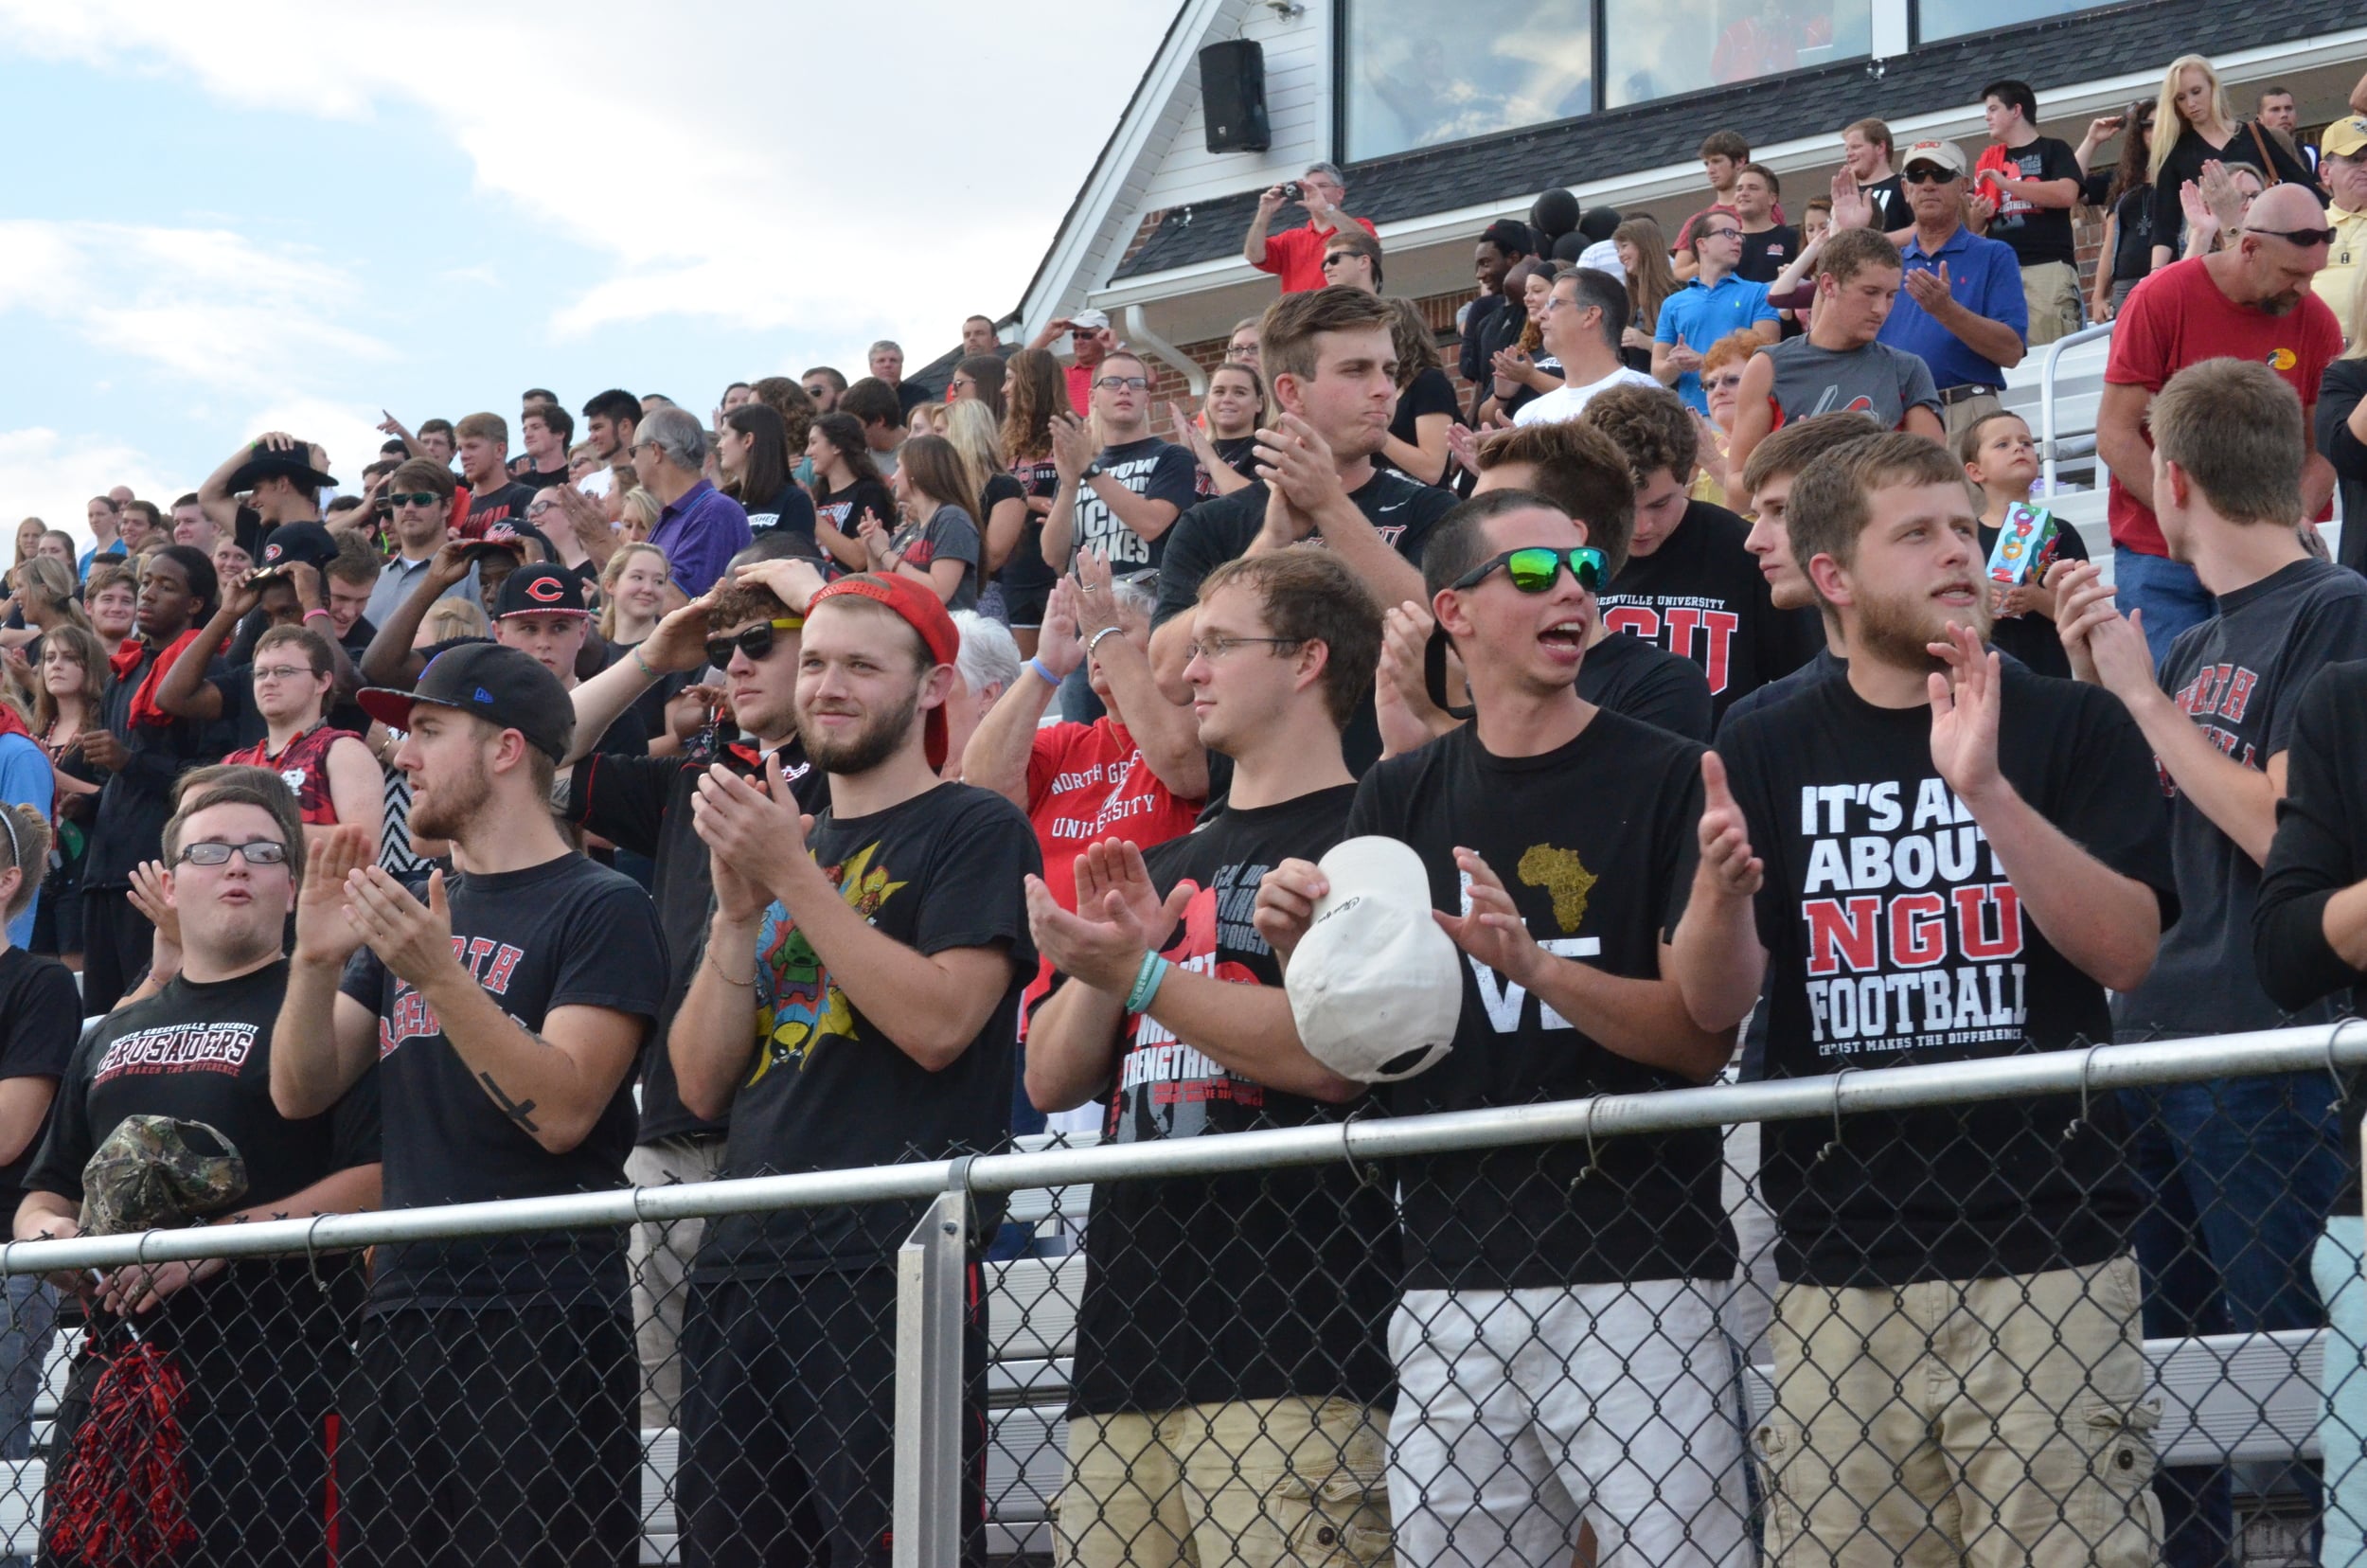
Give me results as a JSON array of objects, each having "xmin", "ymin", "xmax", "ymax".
[{"xmin": 1130, "ymin": 1, "xmax": 1334, "ymax": 213}]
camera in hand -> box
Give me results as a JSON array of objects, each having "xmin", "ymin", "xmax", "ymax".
[{"xmin": 1280, "ymin": 181, "xmax": 1302, "ymax": 202}]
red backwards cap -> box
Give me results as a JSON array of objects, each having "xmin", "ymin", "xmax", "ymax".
[{"xmin": 807, "ymin": 573, "xmax": 962, "ymax": 769}]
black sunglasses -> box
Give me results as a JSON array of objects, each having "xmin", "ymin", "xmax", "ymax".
[
  {"xmin": 1901, "ymin": 167, "xmax": 1959, "ymax": 185},
  {"xmin": 1450, "ymin": 546, "xmax": 1606, "ymax": 596},
  {"xmin": 385, "ymin": 491, "xmax": 442, "ymax": 508},
  {"xmin": 2246, "ymin": 224, "xmax": 2339, "ymax": 247},
  {"xmin": 704, "ymin": 616, "xmax": 804, "ymax": 669}
]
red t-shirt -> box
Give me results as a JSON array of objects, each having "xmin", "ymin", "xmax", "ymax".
[
  {"xmin": 1064, "ymin": 362, "xmax": 1097, "ymax": 422},
  {"xmin": 2105, "ymin": 258, "xmax": 2342, "ymax": 556},
  {"xmin": 1254, "ymin": 217, "xmax": 1379, "ymax": 294},
  {"xmin": 1019, "ymin": 718, "xmax": 1204, "ymax": 1027}
]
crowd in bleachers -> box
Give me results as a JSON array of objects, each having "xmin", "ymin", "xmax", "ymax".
[{"xmin": 5, "ymin": 49, "xmax": 2367, "ymax": 1567}]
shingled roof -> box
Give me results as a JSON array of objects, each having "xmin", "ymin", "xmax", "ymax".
[{"xmin": 1114, "ymin": 0, "xmax": 2354, "ymax": 280}]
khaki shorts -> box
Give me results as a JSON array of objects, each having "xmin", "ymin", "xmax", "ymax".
[
  {"xmin": 1057, "ymin": 1396, "xmax": 1393, "ymax": 1568},
  {"xmin": 2020, "ymin": 259, "xmax": 2083, "ymax": 347},
  {"xmin": 1757, "ymin": 1255, "xmax": 2162, "ymax": 1568}
]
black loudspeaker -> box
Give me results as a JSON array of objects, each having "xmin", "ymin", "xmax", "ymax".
[{"xmin": 1201, "ymin": 40, "xmax": 1271, "ymax": 153}]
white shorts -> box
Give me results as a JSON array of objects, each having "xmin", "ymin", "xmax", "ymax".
[{"xmin": 1387, "ymin": 1281, "xmax": 1749, "ymax": 1568}]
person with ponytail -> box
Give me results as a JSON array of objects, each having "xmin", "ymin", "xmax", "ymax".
[{"xmin": 0, "ymin": 794, "xmax": 75, "ymax": 1489}]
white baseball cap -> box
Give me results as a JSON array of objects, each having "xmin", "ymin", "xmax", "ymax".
[{"xmin": 1286, "ymin": 836, "xmax": 1461, "ymax": 1083}]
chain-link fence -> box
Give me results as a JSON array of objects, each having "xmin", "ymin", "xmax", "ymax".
[{"xmin": 3, "ymin": 1022, "xmax": 2364, "ymax": 1567}]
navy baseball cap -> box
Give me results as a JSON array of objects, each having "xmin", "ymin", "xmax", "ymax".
[
  {"xmin": 357, "ymin": 642, "xmax": 574, "ymax": 760},
  {"xmin": 252, "ymin": 521, "xmax": 339, "ymax": 578}
]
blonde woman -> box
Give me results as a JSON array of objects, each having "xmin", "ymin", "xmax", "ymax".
[
  {"xmin": 597, "ymin": 543, "xmax": 672, "ymax": 647},
  {"xmin": 942, "ymin": 400, "xmax": 1030, "ymax": 582},
  {"xmin": 414, "ymin": 598, "xmax": 489, "ymax": 647},
  {"xmin": 2145, "ymin": 54, "xmax": 2313, "ymax": 270},
  {"xmin": 618, "ymin": 486, "xmax": 661, "ymax": 545}
]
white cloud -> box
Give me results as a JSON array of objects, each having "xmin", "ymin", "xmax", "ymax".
[
  {"xmin": 0, "ymin": 428, "xmax": 176, "ymax": 551},
  {"xmin": 0, "ymin": 219, "xmax": 393, "ymax": 394},
  {"xmin": 0, "ymin": 0, "xmax": 1173, "ymax": 352}
]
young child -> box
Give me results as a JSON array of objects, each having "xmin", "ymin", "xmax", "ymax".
[{"xmin": 1961, "ymin": 409, "xmax": 2089, "ymax": 678}]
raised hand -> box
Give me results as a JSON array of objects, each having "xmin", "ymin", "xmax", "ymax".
[
  {"xmin": 638, "ymin": 589, "xmax": 723, "ymax": 674},
  {"xmin": 1433, "ymin": 848, "xmax": 1545, "ymax": 987},
  {"xmin": 1927, "ymin": 623, "xmax": 2004, "ymax": 805},
  {"xmin": 1375, "ymin": 599, "xmax": 1452, "ymax": 757},
  {"xmin": 1697, "ymin": 751, "xmax": 1763, "ymax": 899},
  {"xmin": 341, "ymin": 865, "xmax": 458, "ymax": 989},
  {"xmin": 1038, "ymin": 578, "xmax": 1086, "ymax": 679},
  {"xmin": 1827, "ymin": 169, "xmax": 1874, "ymax": 232},
  {"xmin": 294, "ymin": 824, "xmax": 372, "ymax": 968}
]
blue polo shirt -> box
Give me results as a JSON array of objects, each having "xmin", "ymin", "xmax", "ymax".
[
  {"xmin": 1877, "ymin": 223, "xmax": 2028, "ymax": 393},
  {"xmin": 1655, "ymin": 274, "xmax": 1780, "ymax": 411},
  {"xmin": 647, "ymin": 478, "xmax": 753, "ymax": 597}
]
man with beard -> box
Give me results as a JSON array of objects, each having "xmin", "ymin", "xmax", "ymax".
[
  {"xmin": 20, "ymin": 773, "xmax": 382, "ymax": 1568},
  {"xmin": 557, "ymin": 543, "xmax": 832, "ymax": 1431},
  {"xmin": 1670, "ymin": 432, "xmax": 2175, "ymax": 1567},
  {"xmin": 2096, "ymin": 182, "xmax": 2341, "ymax": 660},
  {"xmin": 273, "ymin": 643, "xmax": 666, "ymax": 1568},
  {"xmin": 668, "ymin": 573, "xmax": 1037, "ymax": 1568}
]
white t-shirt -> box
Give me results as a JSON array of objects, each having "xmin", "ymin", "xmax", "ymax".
[
  {"xmin": 1512, "ymin": 365, "xmax": 1661, "ymax": 427},
  {"xmin": 578, "ymin": 466, "xmax": 614, "ymax": 499},
  {"xmin": 1577, "ymin": 238, "xmax": 1625, "ymax": 281}
]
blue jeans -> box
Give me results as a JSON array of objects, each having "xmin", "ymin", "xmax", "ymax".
[
  {"xmin": 2111, "ymin": 546, "xmax": 2216, "ymax": 666},
  {"xmin": 2120, "ymin": 1076, "xmax": 2348, "ymax": 1567},
  {"xmin": 2319, "ymin": 1217, "xmax": 2367, "ymax": 1566}
]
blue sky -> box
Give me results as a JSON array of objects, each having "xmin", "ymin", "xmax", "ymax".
[{"xmin": 0, "ymin": 1, "xmax": 1174, "ymax": 544}]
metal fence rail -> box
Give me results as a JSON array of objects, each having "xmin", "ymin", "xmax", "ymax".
[{"xmin": 4, "ymin": 1022, "xmax": 2361, "ymax": 1568}]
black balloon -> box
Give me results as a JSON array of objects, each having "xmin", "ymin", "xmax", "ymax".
[
  {"xmin": 1578, "ymin": 205, "xmax": 1623, "ymax": 243},
  {"xmin": 1530, "ymin": 188, "xmax": 1580, "ymax": 241},
  {"xmin": 1551, "ymin": 231, "xmax": 1591, "ymax": 263}
]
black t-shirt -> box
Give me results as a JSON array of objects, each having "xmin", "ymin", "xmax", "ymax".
[
  {"xmin": 26, "ymin": 960, "xmax": 381, "ymax": 1331},
  {"xmin": 1206, "ymin": 436, "xmax": 1260, "ymax": 490},
  {"xmin": 1707, "ymin": 665, "xmax": 2173, "ymax": 1287},
  {"xmin": 1157, "ymin": 469, "xmax": 1457, "ymax": 774},
  {"xmin": 1344, "ymin": 715, "xmax": 1735, "ymax": 1292},
  {"xmin": 2149, "ymin": 121, "xmax": 2316, "ymax": 249},
  {"xmin": 418, "ymin": 637, "xmax": 650, "ymax": 757},
  {"xmin": 1717, "ymin": 645, "xmax": 1843, "ymax": 735},
  {"xmin": 815, "ymin": 478, "xmax": 898, "ymax": 545},
  {"xmin": 0, "ymin": 947, "xmax": 81, "ymax": 1211},
  {"xmin": 1737, "ymin": 224, "xmax": 1803, "ymax": 284},
  {"xmin": 1860, "ymin": 175, "xmax": 1912, "ymax": 232},
  {"xmin": 977, "ymin": 472, "xmax": 1027, "ymax": 579},
  {"xmin": 567, "ymin": 736, "xmax": 829, "ymax": 1145},
  {"xmin": 1599, "ymin": 500, "xmax": 1823, "ymax": 722},
  {"xmin": 1001, "ymin": 456, "xmax": 1062, "ymax": 593},
  {"xmin": 1976, "ymin": 137, "xmax": 2083, "ymax": 268},
  {"xmin": 86, "ymin": 643, "xmax": 237, "ymax": 890},
  {"xmin": 207, "ymin": 661, "xmax": 270, "ymax": 751},
  {"xmin": 1575, "ymin": 629, "xmax": 1715, "ymax": 741},
  {"xmin": 1073, "ymin": 437, "xmax": 1200, "ymax": 573},
  {"xmin": 743, "ymin": 484, "xmax": 820, "ymax": 539},
  {"xmin": 2110, "ymin": 187, "xmax": 2157, "ymax": 285},
  {"xmin": 1379, "ymin": 367, "xmax": 1460, "ymax": 479},
  {"xmin": 693, "ymin": 783, "xmax": 1038, "ymax": 1280},
  {"xmin": 464, "ymin": 480, "xmax": 540, "ymax": 532},
  {"xmin": 1977, "ymin": 515, "xmax": 2089, "ymax": 678},
  {"xmin": 519, "ymin": 464, "xmax": 571, "ymax": 491},
  {"xmin": 339, "ymin": 852, "xmax": 667, "ymax": 1310},
  {"xmin": 601, "ymin": 639, "xmax": 696, "ymax": 751},
  {"xmin": 2117, "ymin": 559, "xmax": 2367, "ymax": 1041},
  {"xmin": 1069, "ymin": 784, "xmax": 1398, "ymax": 1416}
]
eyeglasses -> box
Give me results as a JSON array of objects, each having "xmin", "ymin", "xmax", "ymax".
[
  {"xmin": 1095, "ymin": 376, "xmax": 1151, "ymax": 392},
  {"xmin": 704, "ymin": 616, "xmax": 805, "ymax": 669},
  {"xmin": 1901, "ymin": 167, "xmax": 1959, "ymax": 185},
  {"xmin": 251, "ymin": 664, "xmax": 318, "ymax": 683},
  {"xmin": 176, "ymin": 840, "xmax": 289, "ymax": 867},
  {"xmin": 1702, "ymin": 227, "xmax": 1743, "ymax": 241},
  {"xmin": 1450, "ymin": 545, "xmax": 1607, "ymax": 595},
  {"xmin": 527, "ymin": 499, "xmax": 558, "ymax": 515},
  {"xmin": 385, "ymin": 492, "xmax": 442, "ymax": 508},
  {"xmin": 1184, "ymin": 633, "xmax": 1304, "ymax": 663},
  {"xmin": 2245, "ymin": 224, "xmax": 2340, "ymax": 247}
]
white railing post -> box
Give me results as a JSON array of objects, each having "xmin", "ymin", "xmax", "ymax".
[{"xmin": 893, "ymin": 1186, "xmax": 969, "ymax": 1568}]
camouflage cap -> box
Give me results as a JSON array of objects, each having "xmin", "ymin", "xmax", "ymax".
[{"xmin": 78, "ymin": 1116, "xmax": 249, "ymax": 1238}]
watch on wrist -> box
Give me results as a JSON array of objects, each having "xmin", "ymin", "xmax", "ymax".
[{"xmin": 1081, "ymin": 462, "xmax": 1104, "ymax": 481}]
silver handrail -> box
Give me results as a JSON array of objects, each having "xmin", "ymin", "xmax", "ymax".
[{"xmin": 2038, "ymin": 318, "xmax": 2114, "ymax": 495}]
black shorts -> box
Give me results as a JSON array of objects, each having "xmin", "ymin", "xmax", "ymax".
[
  {"xmin": 338, "ymin": 1304, "xmax": 638, "ymax": 1568},
  {"xmin": 998, "ymin": 579, "xmax": 1051, "ymax": 631},
  {"xmin": 677, "ymin": 1270, "xmax": 987, "ymax": 1568},
  {"xmin": 42, "ymin": 1262, "xmax": 355, "ymax": 1568}
]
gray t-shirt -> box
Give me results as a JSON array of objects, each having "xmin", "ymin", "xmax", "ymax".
[
  {"xmin": 2116, "ymin": 558, "xmax": 2367, "ymax": 1039},
  {"xmin": 1761, "ymin": 336, "xmax": 1940, "ymax": 433}
]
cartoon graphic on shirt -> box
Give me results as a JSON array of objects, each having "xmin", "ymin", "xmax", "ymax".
[{"xmin": 750, "ymin": 841, "xmax": 905, "ymax": 1083}]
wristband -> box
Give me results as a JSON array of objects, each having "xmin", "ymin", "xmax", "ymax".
[
  {"xmin": 1124, "ymin": 951, "xmax": 1170, "ymax": 1014},
  {"xmin": 302, "ymin": 608, "xmax": 331, "ymax": 622},
  {"xmin": 1027, "ymin": 657, "xmax": 1059, "ymax": 686},
  {"xmin": 1086, "ymin": 626, "xmax": 1126, "ymax": 661},
  {"xmin": 631, "ymin": 644, "xmax": 659, "ymax": 682}
]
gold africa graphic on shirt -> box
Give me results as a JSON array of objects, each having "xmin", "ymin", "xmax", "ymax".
[{"xmin": 1517, "ymin": 844, "xmax": 1595, "ymax": 934}]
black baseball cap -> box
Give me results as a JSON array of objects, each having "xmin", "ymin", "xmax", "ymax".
[
  {"xmin": 357, "ymin": 642, "xmax": 575, "ymax": 760},
  {"xmin": 251, "ymin": 521, "xmax": 339, "ymax": 579},
  {"xmin": 492, "ymin": 562, "xmax": 592, "ymax": 620}
]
